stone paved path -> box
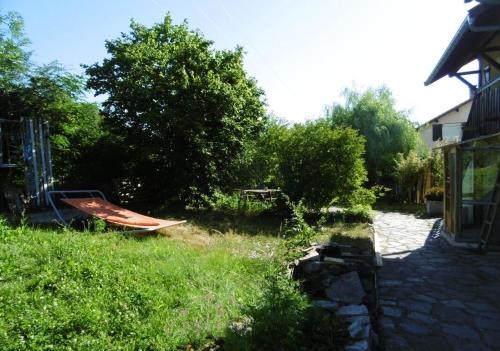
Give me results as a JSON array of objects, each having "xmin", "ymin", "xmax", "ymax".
[{"xmin": 375, "ymin": 212, "xmax": 500, "ymax": 351}]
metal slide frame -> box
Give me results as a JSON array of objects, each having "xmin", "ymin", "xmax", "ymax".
[
  {"xmin": 22, "ymin": 118, "xmax": 54, "ymax": 208},
  {"xmin": 48, "ymin": 190, "xmax": 107, "ymax": 226},
  {"xmin": 47, "ymin": 190, "xmax": 183, "ymax": 234}
]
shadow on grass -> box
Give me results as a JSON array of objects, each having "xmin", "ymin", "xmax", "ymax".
[
  {"xmin": 157, "ymin": 208, "xmax": 283, "ymax": 237},
  {"xmin": 313, "ymin": 222, "xmax": 374, "ymax": 254},
  {"xmin": 327, "ymin": 232, "xmax": 373, "ymax": 254},
  {"xmin": 21, "ymin": 217, "xmax": 168, "ymax": 242}
]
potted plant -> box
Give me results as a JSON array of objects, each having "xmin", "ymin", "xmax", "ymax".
[{"xmin": 424, "ymin": 187, "xmax": 444, "ymax": 216}]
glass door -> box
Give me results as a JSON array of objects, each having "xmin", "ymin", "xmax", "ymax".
[{"xmin": 444, "ymin": 148, "xmax": 456, "ymax": 234}]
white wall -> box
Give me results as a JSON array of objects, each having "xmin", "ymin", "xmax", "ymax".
[{"xmin": 419, "ymin": 99, "xmax": 473, "ymax": 149}]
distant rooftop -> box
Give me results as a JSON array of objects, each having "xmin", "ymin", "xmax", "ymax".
[{"xmin": 418, "ymin": 98, "xmax": 473, "ymax": 128}]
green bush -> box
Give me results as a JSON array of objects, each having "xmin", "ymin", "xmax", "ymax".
[
  {"xmin": 261, "ymin": 192, "xmax": 294, "ymax": 219},
  {"xmin": 424, "ymin": 187, "xmax": 444, "ymax": 201},
  {"xmin": 208, "ymin": 190, "xmax": 273, "ymax": 216},
  {"xmin": 277, "ymin": 121, "xmax": 367, "ymax": 209},
  {"xmin": 281, "ymin": 202, "xmax": 316, "ymax": 261},
  {"xmin": 226, "ymin": 202, "xmax": 349, "ymax": 350},
  {"xmin": 345, "ymin": 186, "xmax": 377, "ymax": 207},
  {"xmin": 227, "ymin": 264, "xmax": 348, "ymax": 350},
  {"xmin": 341, "ymin": 205, "xmax": 373, "ymax": 223},
  {"xmin": 394, "ymin": 150, "xmax": 426, "ymax": 202},
  {"xmin": 302, "ymin": 205, "xmax": 373, "ymax": 225}
]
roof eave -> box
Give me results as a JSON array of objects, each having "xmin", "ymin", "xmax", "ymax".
[{"xmin": 424, "ymin": 18, "xmax": 469, "ymax": 86}]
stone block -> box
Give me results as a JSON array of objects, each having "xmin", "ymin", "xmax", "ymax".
[
  {"xmin": 348, "ymin": 316, "xmax": 371, "ymax": 340},
  {"xmin": 311, "ymin": 299, "xmax": 338, "ymax": 311},
  {"xmin": 336, "ymin": 304, "xmax": 369, "ymax": 317},
  {"xmin": 325, "ymin": 271, "xmax": 365, "ymax": 305},
  {"xmin": 399, "ymin": 320, "xmax": 431, "ymax": 335},
  {"xmin": 407, "ymin": 312, "xmax": 437, "ymax": 325},
  {"xmin": 345, "ymin": 340, "xmax": 369, "ymax": 351},
  {"xmin": 473, "ymin": 315, "xmax": 500, "ymax": 331},
  {"xmin": 441, "ymin": 323, "xmax": 481, "ymax": 341},
  {"xmin": 381, "ymin": 306, "xmax": 401, "ymax": 318}
]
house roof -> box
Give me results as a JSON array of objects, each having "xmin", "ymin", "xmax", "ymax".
[
  {"xmin": 417, "ymin": 98, "xmax": 473, "ymax": 129},
  {"xmin": 424, "ymin": 4, "xmax": 500, "ymax": 86}
]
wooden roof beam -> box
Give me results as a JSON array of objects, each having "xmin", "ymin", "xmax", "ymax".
[
  {"xmin": 450, "ymin": 73, "xmax": 477, "ymax": 91},
  {"xmin": 479, "ymin": 52, "xmax": 500, "ymax": 71}
]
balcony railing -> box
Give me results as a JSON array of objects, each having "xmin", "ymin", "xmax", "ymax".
[{"xmin": 463, "ymin": 83, "xmax": 500, "ymax": 141}]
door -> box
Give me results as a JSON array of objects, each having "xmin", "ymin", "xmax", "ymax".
[{"xmin": 444, "ymin": 148, "xmax": 457, "ymax": 234}]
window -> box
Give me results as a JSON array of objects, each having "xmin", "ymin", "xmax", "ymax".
[
  {"xmin": 432, "ymin": 124, "xmax": 442, "ymax": 141},
  {"xmin": 442, "ymin": 123, "xmax": 462, "ymax": 142}
]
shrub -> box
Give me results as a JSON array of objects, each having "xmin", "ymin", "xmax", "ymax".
[
  {"xmin": 281, "ymin": 202, "xmax": 316, "ymax": 261},
  {"xmin": 341, "ymin": 205, "xmax": 373, "ymax": 223},
  {"xmin": 394, "ymin": 150, "xmax": 426, "ymax": 202},
  {"xmin": 277, "ymin": 121, "xmax": 367, "ymax": 209},
  {"xmin": 261, "ymin": 192, "xmax": 294, "ymax": 219},
  {"xmin": 226, "ymin": 203, "xmax": 349, "ymax": 350},
  {"xmin": 208, "ymin": 190, "xmax": 273, "ymax": 216},
  {"xmin": 424, "ymin": 187, "xmax": 444, "ymax": 201},
  {"xmin": 428, "ymin": 148, "xmax": 444, "ymax": 187},
  {"xmin": 227, "ymin": 264, "xmax": 348, "ymax": 350},
  {"xmin": 344, "ymin": 186, "xmax": 377, "ymax": 207}
]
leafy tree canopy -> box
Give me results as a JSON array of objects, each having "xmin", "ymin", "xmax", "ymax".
[
  {"xmin": 235, "ymin": 117, "xmax": 368, "ymax": 209},
  {"xmin": 231, "ymin": 115, "xmax": 287, "ymax": 189},
  {"xmin": 325, "ymin": 86, "xmax": 420, "ymax": 185},
  {"xmin": 0, "ymin": 12, "xmax": 30, "ymax": 90},
  {"xmin": 0, "ymin": 11, "xmax": 103, "ymax": 187},
  {"xmin": 85, "ymin": 14, "xmax": 266, "ymax": 205}
]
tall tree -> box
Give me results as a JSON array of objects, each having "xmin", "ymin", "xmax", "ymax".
[
  {"xmin": 0, "ymin": 11, "xmax": 104, "ymax": 188},
  {"xmin": 0, "ymin": 12, "xmax": 30, "ymax": 90},
  {"xmin": 325, "ymin": 87, "xmax": 419, "ymax": 185},
  {"xmin": 85, "ymin": 15, "xmax": 266, "ymax": 205}
]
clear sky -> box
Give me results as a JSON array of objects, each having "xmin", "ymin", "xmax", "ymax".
[{"xmin": 2, "ymin": 0, "xmax": 477, "ymax": 123}]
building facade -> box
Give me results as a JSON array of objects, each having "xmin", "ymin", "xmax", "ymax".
[
  {"xmin": 418, "ymin": 99, "xmax": 472, "ymax": 150},
  {"xmin": 425, "ymin": 2, "xmax": 500, "ymax": 250}
]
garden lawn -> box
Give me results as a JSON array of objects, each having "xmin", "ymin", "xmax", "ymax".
[
  {"xmin": 314, "ymin": 223, "xmax": 373, "ymax": 252},
  {"xmin": 0, "ymin": 224, "xmax": 277, "ymax": 350}
]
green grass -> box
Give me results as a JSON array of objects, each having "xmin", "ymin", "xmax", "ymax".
[
  {"xmin": 314, "ymin": 223, "xmax": 373, "ymax": 253},
  {"xmin": 0, "ymin": 225, "xmax": 277, "ymax": 350},
  {"xmin": 0, "ymin": 213, "xmax": 364, "ymax": 350}
]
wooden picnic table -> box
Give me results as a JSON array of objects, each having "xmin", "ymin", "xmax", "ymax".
[{"xmin": 240, "ymin": 188, "xmax": 281, "ymax": 202}]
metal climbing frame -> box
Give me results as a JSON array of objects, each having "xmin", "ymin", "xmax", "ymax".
[
  {"xmin": 22, "ymin": 118, "xmax": 54, "ymax": 208},
  {"xmin": 0, "ymin": 117, "xmax": 54, "ymax": 209}
]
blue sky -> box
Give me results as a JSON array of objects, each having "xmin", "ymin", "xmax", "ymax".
[{"xmin": 2, "ymin": 0, "xmax": 476, "ymax": 123}]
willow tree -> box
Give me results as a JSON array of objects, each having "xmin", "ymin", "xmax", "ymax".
[{"xmin": 326, "ymin": 87, "xmax": 419, "ymax": 185}]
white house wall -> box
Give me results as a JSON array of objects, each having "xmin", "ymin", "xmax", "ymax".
[{"xmin": 419, "ymin": 99, "xmax": 473, "ymax": 149}]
